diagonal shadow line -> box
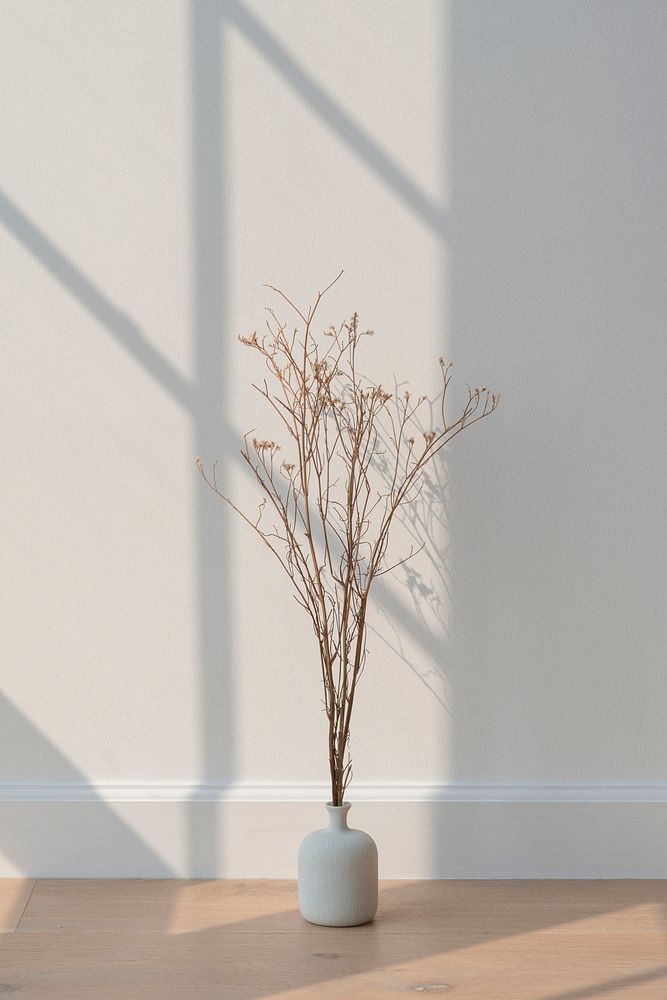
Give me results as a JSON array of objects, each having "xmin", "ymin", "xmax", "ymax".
[
  {"xmin": 541, "ymin": 966, "xmax": 667, "ymax": 1000},
  {"xmin": 0, "ymin": 691, "xmax": 174, "ymax": 878},
  {"xmin": 2, "ymin": 179, "xmax": 449, "ymax": 693},
  {"xmin": 167, "ymin": 894, "xmax": 667, "ymax": 1000},
  {"xmin": 223, "ymin": 0, "xmax": 449, "ymax": 239},
  {"xmin": 0, "ymin": 190, "xmax": 195, "ymax": 413}
]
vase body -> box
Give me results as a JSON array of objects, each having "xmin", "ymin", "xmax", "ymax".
[{"xmin": 298, "ymin": 802, "xmax": 378, "ymax": 926}]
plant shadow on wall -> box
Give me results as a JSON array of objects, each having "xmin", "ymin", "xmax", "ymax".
[{"xmin": 370, "ymin": 404, "xmax": 453, "ymax": 712}]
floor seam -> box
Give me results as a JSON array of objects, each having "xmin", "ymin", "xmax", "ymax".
[{"xmin": 14, "ymin": 879, "xmax": 38, "ymax": 933}]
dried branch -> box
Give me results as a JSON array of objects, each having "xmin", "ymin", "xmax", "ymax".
[{"xmin": 199, "ymin": 277, "xmax": 500, "ymax": 804}]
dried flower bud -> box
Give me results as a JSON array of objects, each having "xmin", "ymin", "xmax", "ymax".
[
  {"xmin": 238, "ymin": 331, "xmax": 259, "ymax": 347},
  {"xmin": 252, "ymin": 437, "xmax": 280, "ymax": 453}
]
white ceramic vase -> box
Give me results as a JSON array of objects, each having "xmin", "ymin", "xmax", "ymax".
[{"xmin": 298, "ymin": 802, "xmax": 378, "ymax": 926}]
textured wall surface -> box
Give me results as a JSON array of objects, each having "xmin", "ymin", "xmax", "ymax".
[{"xmin": 2, "ymin": 0, "xmax": 666, "ymax": 876}]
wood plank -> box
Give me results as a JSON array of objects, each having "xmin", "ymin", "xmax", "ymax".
[
  {"xmin": 0, "ymin": 879, "xmax": 35, "ymax": 933},
  {"xmin": 18, "ymin": 879, "xmax": 667, "ymax": 936},
  {"xmin": 1, "ymin": 929, "xmax": 667, "ymax": 998},
  {"xmin": 4, "ymin": 880, "xmax": 667, "ymax": 998},
  {"xmin": 18, "ymin": 878, "xmax": 301, "ymax": 933}
]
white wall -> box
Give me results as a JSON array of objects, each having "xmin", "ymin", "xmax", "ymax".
[{"xmin": 1, "ymin": 0, "xmax": 666, "ymax": 877}]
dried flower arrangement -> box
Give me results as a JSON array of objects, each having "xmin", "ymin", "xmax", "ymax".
[{"xmin": 198, "ymin": 273, "xmax": 499, "ymax": 805}]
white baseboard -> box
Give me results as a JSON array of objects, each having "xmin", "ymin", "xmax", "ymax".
[{"xmin": 1, "ymin": 782, "xmax": 666, "ymax": 878}]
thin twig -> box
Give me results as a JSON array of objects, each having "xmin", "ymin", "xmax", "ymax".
[{"xmin": 199, "ymin": 276, "xmax": 499, "ymax": 804}]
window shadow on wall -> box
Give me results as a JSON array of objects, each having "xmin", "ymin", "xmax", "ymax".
[
  {"xmin": 2, "ymin": 0, "xmax": 667, "ymax": 991},
  {"xmin": 2, "ymin": 0, "xmax": 666, "ymax": 903},
  {"xmin": 186, "ymin": 0, "xmax": 235, "ymax": 881},
  {"xmin": 0, "ymin": 0, "xmax": 237, "ymax": 879},
  {"xmin": 0, "ymin": 171, "xmax": 234, "ymax": 877},
  {"xmin": 0, "ymin": 692, "xmax": 173, "ymax": 876}
]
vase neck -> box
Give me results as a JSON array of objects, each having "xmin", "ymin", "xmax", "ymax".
[{"xmin": 326, "ymin": 802, "xmax": 351, "ymax": 831}]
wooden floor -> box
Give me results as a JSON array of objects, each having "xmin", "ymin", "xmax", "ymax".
[{"xmin": 1, "ymin": 880, "xmax": 666, "ymax": 998}]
